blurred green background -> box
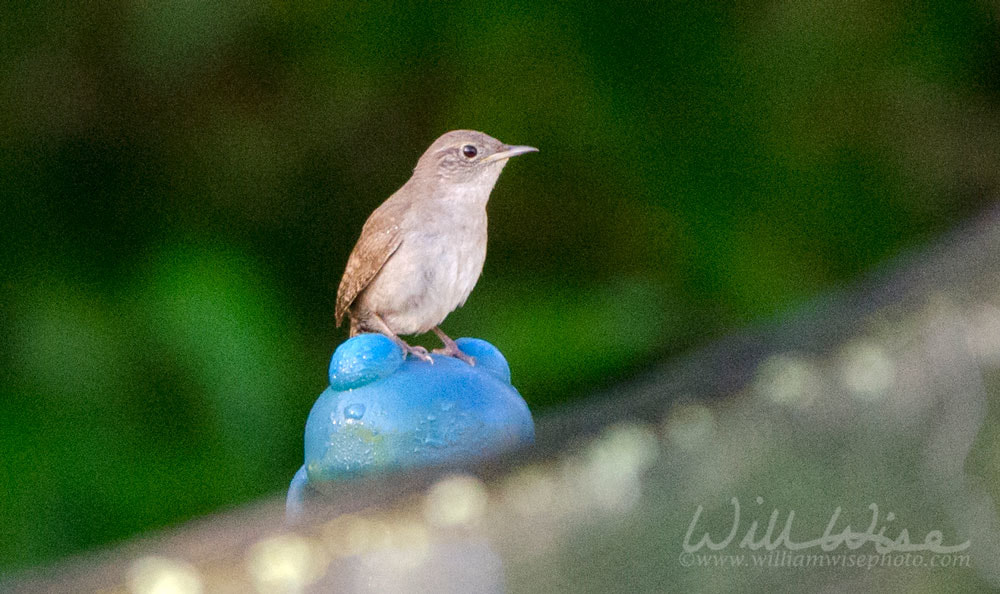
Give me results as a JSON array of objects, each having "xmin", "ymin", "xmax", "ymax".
[{"xmin": 2, "ymin": 0, "xmax": 999, "ymax": 574}]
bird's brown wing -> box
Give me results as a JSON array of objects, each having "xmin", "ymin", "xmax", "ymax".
[{"xmin": 335, "ymin": 205, "xmax": 404, "ymax": 326}]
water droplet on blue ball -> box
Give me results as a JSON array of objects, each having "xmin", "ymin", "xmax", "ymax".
[{"xmin": 344, "ymin": 403, "xmax": 366, "ymax": 420}]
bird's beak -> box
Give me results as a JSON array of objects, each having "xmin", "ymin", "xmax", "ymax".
[{"xmin": 482, "ymin": 144, "xmax": 539, "ymax": 164}]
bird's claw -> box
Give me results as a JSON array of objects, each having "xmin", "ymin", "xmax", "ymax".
[
  {"xmin": 405, "ymin": 344, "xmax": 433, "ymax": 363},
  {"xmin": 433, "ymin": 346, "xmax": 476, "ymax": 366}
]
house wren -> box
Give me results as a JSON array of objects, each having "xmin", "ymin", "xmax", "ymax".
[{"xmin": 335, "ymin": 130, "xmax": 537, "ymax": 365}]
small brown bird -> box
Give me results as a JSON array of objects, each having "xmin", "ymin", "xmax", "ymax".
[{"xmin": 335, "ymin": 130, "xmax": 537, "ymax": 365}]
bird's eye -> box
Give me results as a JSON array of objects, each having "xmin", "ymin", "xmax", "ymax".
[{"xmin": 461, "ymin": 145, "xmax": 478, "ymax": 159}]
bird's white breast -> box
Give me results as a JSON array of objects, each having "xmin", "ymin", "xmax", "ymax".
[{"xmin": 360, "ymin": 201, "xmax": 487, "ymax": 335}]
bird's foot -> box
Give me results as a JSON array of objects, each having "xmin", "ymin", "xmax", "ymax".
[
  {"xmin": 431, "ymin": 327, "xmax": 475, "ymax": 365},
  {"xmin": 403, "ymin": 343, "xmax": 433, "ymax": 364},
  {"xmin": 432, "ymin": 345, "xmax": 476, "ymax": 366},
  {"xmin": 364, "ymin": 317, "xmax": 435, "ymax": 364}
]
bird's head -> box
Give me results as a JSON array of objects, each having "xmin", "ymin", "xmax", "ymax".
[{"xmin": 414, "ymin": 130, "xmax": 538, "ymax": 190}]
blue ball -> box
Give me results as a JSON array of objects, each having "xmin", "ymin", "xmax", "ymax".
[{"xmin": 299, "ymin": 334, "xmax": 534, "ymax": 487}]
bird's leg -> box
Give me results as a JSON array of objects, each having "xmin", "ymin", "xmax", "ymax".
[
  {"xmin": 368, "ymin": 314, "xmax": 433, "ymax": 363},
  {"xmin": 432, "ymin": 326, "xmax": 475, "ymax": 366}
]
